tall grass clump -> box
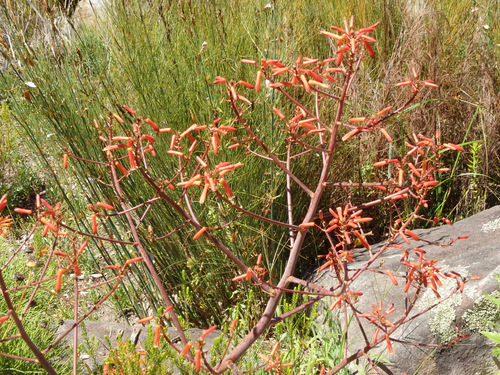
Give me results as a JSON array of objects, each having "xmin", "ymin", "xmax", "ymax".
[{"xmin": 0, "ymin": 0, "xmax": 498, "ymax": 325}]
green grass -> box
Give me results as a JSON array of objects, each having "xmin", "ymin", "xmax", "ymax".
[{"xmin": 0, "ymin": 236, "xmax": 72, "ymax": 374}]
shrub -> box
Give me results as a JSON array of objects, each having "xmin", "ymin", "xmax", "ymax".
[{"xmin": 0, "ymin": 16, "xmax": 479, "ymax": 374}]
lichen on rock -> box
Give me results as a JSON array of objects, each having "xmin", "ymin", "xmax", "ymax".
[
  {"xmin": 416, "ymin": 266, "xmax": 478, "ymax": 343},
  {"xmin": 463, "ymin": 290, "xmax": 500, "ymax": 333}
]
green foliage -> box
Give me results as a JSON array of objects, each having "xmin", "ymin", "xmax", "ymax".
[
  {"xmin": 480, "ymin": 275, "xmax": 500, "ymax": 357},
  {"xmin": 0, "ymin": 237, "xmax": 71, "ymax": 373},
  {"xmin": 0, "ymin": 0, "xmax": 498, "ymax": 326}
]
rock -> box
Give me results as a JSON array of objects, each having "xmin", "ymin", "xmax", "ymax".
[
  {"xmin": 309, "ymin": 206, "xmax": 500, "ymax": 375},
  {"xmin": 55, "ymin": 320, "xmax": 223, "ymax": 374}
]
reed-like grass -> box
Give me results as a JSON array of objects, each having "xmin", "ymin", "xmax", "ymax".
[{"xmin": 0, "ymin": 0, "xmax": 498, "ymax": 325}]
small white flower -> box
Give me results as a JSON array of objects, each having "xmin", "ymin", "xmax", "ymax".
[
  {"xmin": 264, "ymin": 3, "xmax": 272, "ymax": 9},
  {"xmin": 25, "ymin": 81, "xmax": 36, "ymax": 88},
  {"xmin": 483, "ymin": 24, "xmax": 490, "ymax": 30}
]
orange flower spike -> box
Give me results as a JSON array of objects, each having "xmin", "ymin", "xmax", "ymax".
[
  {"xmin": 404, "ymin": 278, "xmax": 413, "ymax": 293},
  {"xmin": 127, "ymin": 148, "xmax": 136, "ymax": 170},
  {"xmin": 180, "ymin": 342, "xmax": 193, "ymax": 357},
  {"xmin": 153, "ymin": 325, "xmax": 161, "ymax": 348},
  {"xmin": 14, "ymin": 208, "xmax": 33, "ymax": 215},
  {"xmin": 422, "ymin": 80, "xmax": 439, "ymax": 88},
  {"xmin": 398, "ymin": 169, "xmax": 404, "ymax": 187},
  {"xmin": 229, "ymin": 85, "xmax": 238, "ymax": 102},
  {"xmin": 96, "ymin": 202, "xmax": 115, "ymax": 211},
  {"xmin": 55, "ymin": 268, "xmax": 66, "ymax": 293},
  {"xmin": 0, "ymin": 315, "xmax": 9, "ymax": 325},
  {"xmin": 144, "ymin": 118, "xmax": 160, "ymax": 132},
  {"xmin": 348, "ymin": 117, "xmax": 367, "ymax": 123},
  {"xmin": 112, "ymin": 113, "xmax": 124, "ymax": 123},
  {"xmin": 122, "ymin": 105, "xmax": 136, "ymax": 115},
  {"xmin": 213, "ymin": 76, "xmax": 227, "ymax": 85},
  {"xmin": 91, "ymin": 213, "xmax": 97, "ymax": 234},
  {"xmin": 256, "ymin": 253, "xmax": 263, "ymax": 266},
  {"xmin": 219, "ymin": 178, "xmax": 234, "ymax": 199},
  {"xmin": 342, "ymin": 128, "xmax": 361, "ymax": 141},
  {"xmin": 395, "ymin": 79, "xmax": 413, "ymax": 87},
  {"xmin": 272, "ymin": 107, "xmax": 286, "ymax": 120},
  {"xmin": 41, "ymin": 218, "xmax": 58, "ymax": 232},
  {"xmin": 353, "ymin": 231, "xmax": 371, "ymax": 250},
  {"xmin": 200, "ymin": 325, "xmax": 217, "ymax": 340},
  {"xmin": 270, "ymin": 342, "xmax": 280, "ymax": 356},
  {"xmin": 255, "ymin": 71, "xmax": 262, "ymax": 92},
  {"xmin": 199, "ymin": 181, "xmax": 210, "ymax": 205},
  {"xmin": 336, "ymin": 206, "xmax": 344, "ymax": 221},
  {"xmin": 245, "ymin": 267, "xmax": 253, "ymax": 281},
  {"xmin": 320, "ymin": 30, "xmax": 342, "ymax": 39},
  {"xmin": 73, "ymin": 264, "xmax": 82, "ymax": 276},
  {"xmin": 41, "ymin": 199, "xmax": 54, "ymax": 210},
  {"xmin": 329, "ymin": 296, "xmax": 342, "ymax": 310},
  {"xmin": 387, "ymin": 269, "xmax": 398, "ymax": 285},
  {"xmin": 125, "ymin": 257, "xmax": 143, "ymax": 266},
  {"xmin": 241, "ymin": 59, "xmax": 256, "ymax": 65},
  {"xmin": 41, "ymin": 224, "xmax": 50, "ymax": 238},
  {"xmin": 380, "ymin": 128, "xmax": 393, "ymax": 142},
  {"xmin": 53, "ymin": 250, "xmax": 67, "ymax": 258},
  {"xmin": 442, "ymin": 143, "xmax": 464, "ymax": 152},
  {"xmin": 0, "ymin": 194, "xmax": 7, "ymax": 211},
  {"xmin": 167, "ymin": 150, "xmax": 184, "ymax": 157},
  {"xmin": 229, "ymin": 318, "xmax": 239, "ymax": 332},
  {"xmin": 115, "ymin": 162, "xmax": 129, "ymax": 176},
  {"xmin": 353, "ymin": 217, "xmax": 373, "ymax": 223},
  {"xmin": 363, "ymin": 41, "xmax": 375, "ymax": 58},
  {"xmin": 195, "ymin": 348, "xmax": 201, "ymax": 372},
  {"xmin": 193, "ymin": 227, "xmax": 207, "ymax": 240},
  {"xmin": 405, "ymin": 230, "xmax": 420, "ymax": 241},
  {"xmin": 299, "ymin": 74, "xmax": 311, "ymax": 93},
  {"xmin": 299, "ymin": 222, "xmax": 316, "ymax": 229},
  {"xmin": 63, "ymin": 153, "xmax": 69, "ymax": 169}
]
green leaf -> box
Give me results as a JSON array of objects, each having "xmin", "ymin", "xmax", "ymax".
[{"xmin": 480, "ymin": 331, "xmax": 500, "ymax": 344}]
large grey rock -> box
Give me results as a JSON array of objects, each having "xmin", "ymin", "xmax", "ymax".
[
  {"xmin": 310, "ymin": 206, "xmax": 500, "ymax": 375},
  {"xmin": 55, "ymin": 320, "xmax": 223, "ymax": 374}
]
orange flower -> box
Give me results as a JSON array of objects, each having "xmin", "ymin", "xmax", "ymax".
[
  {"xmin": 200, "ymin": 325, "xmax": 217, "ymax": 340},
  {"xmin": 91, "ymin": 213, "xmax": 97, "ymax": 234},
  {"xmin": 14, "ymin": 208, "xmax": 33, "ymax": 215},
  {"xmin": 124, "ymin": 257, "xmax": 143, "ymax": 266},
  {"xmin": 193, "ymin": 227, "xmax": 207, "ymax": 240},
  {"xmin": 137, "ymin": 316, "xmax": 155, "ymax": 325},
  {"xmin": 255, "ymin": 71, "xmax": 262, "ymax": 92},
  {"xmin": 96, "ymin": 202, "xmax": 115, "ymax": 211},
  {"xmin": 112, "ymin": 113, "xmax": 124, "ymax": 123},
  {"xmin": 122, "ymin": 105, "xmax": 136, "ymax": 115},
  {"xmin": 115, "ymin": 162, "xmax": 129, "ymax": 176},
  {"xmin": 153, "ymin": 324, "xmax": 161, "ymax": 348},
  {"xmin": 55, "ymin": 268, "xmax": 66, "ymax": 293},
  {"xmin": 180, "ymin": 342, "xmax": 193, "ymax": 357},
  {"xmin": 63, "ymin": 153, "xmax": 69, "ymax": 169},
  {"xmin": 144, "ymin": 118, "xmax": 160, "ymax": 132},
  {"xmin": 195, "ymin": 349, "xmax": 201, "ymax": 372}
]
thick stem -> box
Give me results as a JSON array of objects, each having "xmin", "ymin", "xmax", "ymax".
[{"xmin": 216, "ymin": 54, "xmax": 360, "ymax": 374}]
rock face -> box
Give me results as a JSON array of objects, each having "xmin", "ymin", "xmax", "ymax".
[
  {"xmin": 55, "ymin": 320, "xmax": 223, "ymax": 374},
  {"xmin": 310, "ymin": 206, "xmax": 500, "ymax": 375}
]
